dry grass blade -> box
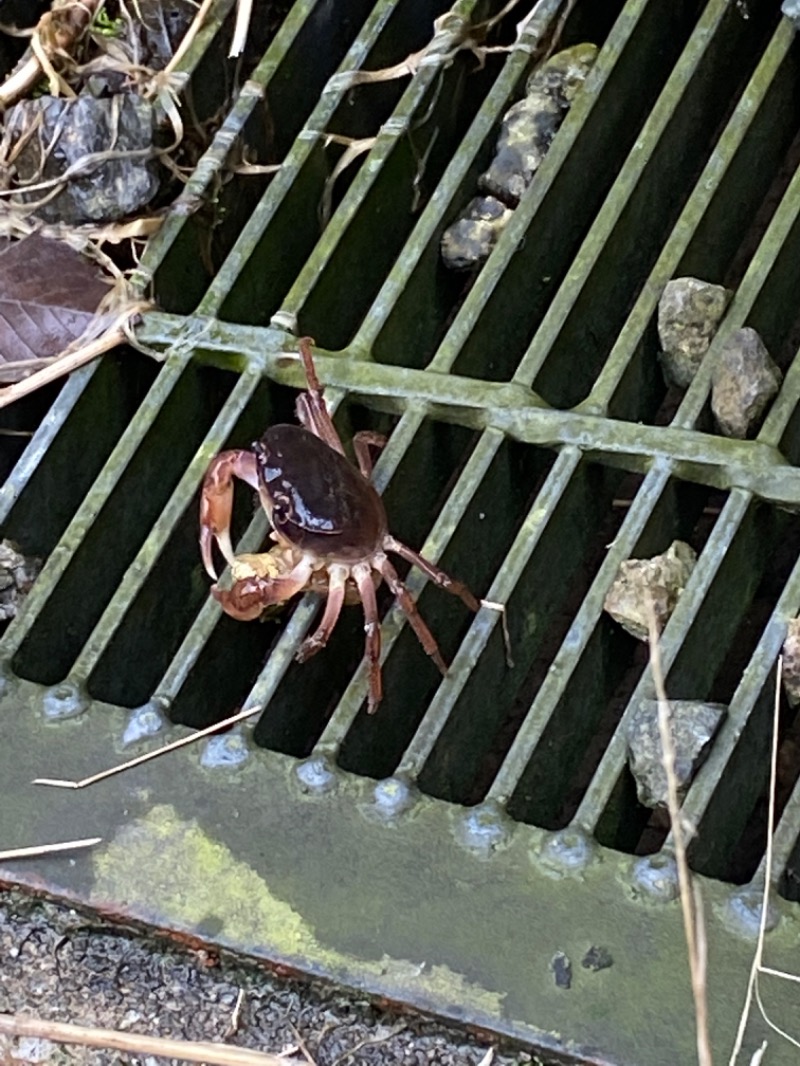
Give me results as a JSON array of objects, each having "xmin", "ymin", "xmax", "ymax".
[
  {"xmin": 329, "ymin": 1024, "xmax": 406, "ymax": 1066},
  {"xmin": 0, "ymin": 837, "xmax": 100, "ymax": 861},
  {"xmin": 161, "ymin": 0, "xmax": 217, "ymax": 78},
  {"xmin": 0, "ymin": 1013, "xmax": 290, "ymax": 1066},
  {"xmin": 481, "ymin": 599, "xmax": 514, "ymax": 667},
  {"xmin": 646, "ymin": 597, "xmax": 713, "ymax": 1066},
  {"xmin": 225, "ymin": 989, "xmax": 245, "ymax": 1039},
  {"xmin": 287, "ymin": 1021, "xmax": 317, "ymax": 1066},
  {"xmin": 325, "ymin": 0, "xmax": 555, "ymax": 96},
  {"xmin": 34, "ymin": 704, "xmax": 263, "ymax": 789},
  {"xmin": 230, "ymin": 0, "xmax": 253, "ymax": 57},
  {"xmin": 319, "ymin": 135, "xmax": 376, "ymax": 227},
  {"xmin": 0, "ymin": 295, "xmax": 151, "ymax": 409}
]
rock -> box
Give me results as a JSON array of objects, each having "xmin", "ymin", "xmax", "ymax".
[
  {"xmin": 627, "ymin": 699, "xmax": 727, "ymax": 808},
  {"xmin": 657, "ymin": 277, "xmax": 730, "ymax": 387},
  {"xmin": 604, "ymin": 540, "xmax": 697, "ymax": 641},
  {"xmin": 6, "ymin": 94, "xmax": 159, "ymax": 224},
  {"xmin": 441, "ymin": 43, "xmax": 596, "ymax": 272},
  {"xmin": 440, "ymin": 195, "xmax": 513, "ymax": 270},
  {"xmin": 711, "ymin": 327, "xmax": 782, "ymax": 438},
  {"xmin": 783, "ymin": 618, "xmax": 800, "ymax": 706},
  {"xmin": 479, "ymin": 92, "xmax": 564, "ymax": 206},
  {"xmin": 0, "ymin": 540, "xmax": 40, "ymax": 622},
  {"xmin": 479, "ymin": 43, "xmax": 597, "ymax": 206}
]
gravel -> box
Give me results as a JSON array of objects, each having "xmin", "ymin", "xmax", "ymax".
[{"xmin": 0, "ymin": 890, "xmax": 543, "ymax": 1066}]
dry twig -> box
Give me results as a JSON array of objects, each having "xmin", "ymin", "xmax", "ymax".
[
  {"xmin": 34, "ymin": 704, "xmax": 262, "ymax": 789},
  {"xmin": 0, "ymin": 837, "xmax": 100, "ymax": 861},
  {"xmin": 0, "ymin": 1013, "xmax": 290, "ymax": 1066},
  {"xmin": 646, "ymin": 597, "xmax": 712, "ymax": 1066}
]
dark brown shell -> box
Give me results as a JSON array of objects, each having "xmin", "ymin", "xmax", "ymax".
[{"xmin": 254, "ymin": 425, "xmax": 386, "ymax": 561}]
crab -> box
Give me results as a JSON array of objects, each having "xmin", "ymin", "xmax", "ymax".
[{"xmin": 200, "ymin": 337, "xmax": 479, "ymax": 713}]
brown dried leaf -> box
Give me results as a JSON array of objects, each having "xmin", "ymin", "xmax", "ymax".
[{"xmin": 0, "ymin": 234, "xmax": 110, "ymax": 379}]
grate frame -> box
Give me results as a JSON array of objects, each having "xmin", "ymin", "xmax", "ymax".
[{"xmin": 2, "ymin": 1, "xmax": 800, "ymax": 1063}]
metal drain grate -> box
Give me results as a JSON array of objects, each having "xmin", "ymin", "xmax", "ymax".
[{"xmin": 3, "ymin": 0, "xmax": 800, "ymax": 1061}]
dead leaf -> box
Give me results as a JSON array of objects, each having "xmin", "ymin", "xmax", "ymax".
[{"xmin": 0, "ymin": 233, "xmax": 111, "ymax": 380}]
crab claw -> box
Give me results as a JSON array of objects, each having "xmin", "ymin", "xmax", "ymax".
[
  {"xmin": 199, "ymin": 449, "xmax": 260, "ymax": 579},
  {"xmin": 211, "ymin": 556, "xmax": 315, "ymax": 622}
]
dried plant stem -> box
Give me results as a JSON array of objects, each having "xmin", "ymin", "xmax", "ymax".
[
  {"xmin": 0, "ymin": 325, "xmax": 125, "ymax": 408},
  {"xmin": 0, "ymin": 837, "xmax": 100, "ymax": 861},
  {"xmin": 162, "ymin": 0, "xmax": 216, "ymax": 78},
  {"xmin": 0, "ymin": 0, "xmax": 104, "ymax": 109},
  {"xmin": 0, "ymin": 1013, "xmax": 287, "ymax": 1066},
  {"xmin": 34, "ymin": 704, "xmax": 262, "ymax": 789},
  {"xmin": 230, "ymin": 0, "xmax": 253, "ymax": 57},
  {"xmin": 728, "ymin": 657, "xmax": 783, "ymax": 1063},
  {"xmin": 647, "ymin": 600, "xmax": 712, "ymax": 1066},
  {"xmin": 0, "ymin": 295, "xmax": 151, "ymax": 409}
]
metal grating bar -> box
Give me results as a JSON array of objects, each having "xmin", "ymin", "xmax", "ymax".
[
  {"xmin": 592, "ymin": 17, "xmax": 797, "ymax": 414},
  {"xmin": 513, "ymin": 0, "xmax": 757, "ymax": 391},
  {"xmin": 0, "ymin": 345, "xmax": 196, "ymax": 661},
  {"xmin": 68, "ymin": 370, "xmax": 263, "ymax": 684}
]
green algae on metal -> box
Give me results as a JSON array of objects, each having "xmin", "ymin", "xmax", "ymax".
[{"xmin": 92, "ymin": 803, "xmax": 505, "ymax": 1017}]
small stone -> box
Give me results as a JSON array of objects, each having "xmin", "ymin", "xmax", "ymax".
[
  {"xmin": 627, "ymin": 700, "xmax": 727, "ymax": 808},
  {"xmin": 526, "ymin": 42, "xmax": 599, "ymax": 103},
  {"xmin": 6, "ymin": 94, "xmax": 159, "ymax": 224},
  {"xmin": 440, "ymin": 196, "xmax": 513, "ymax": 270},
  {"xmin": 479, "ymin": 43, "xmax": 597, "ymax": 206},
  {"xmin": 581, "ymin": 946, "xmax": 613, "ymax": 972},
  {"xmin": 657, "ymin": 277, "xmax": 730, "ymax": 387},
  {"xmin": 711, "ymin": 327, "xmax": 781, "ymax": 439},
  {"xmin": 11, "ymin": 1038, "xmax": 55, "ymax": 1062},
  {"xmin": 0, "ymin": 540, "xmax": 40, "ymax": 622},
  {"xmin": 479, "ymin": 92, "xmax": 563, "ymax": 205},
  {"xmin": 550, "ymin": 950, "xmax": 572, "ymax": 989},
  {"xmin": 782, "ymin": 619, "xmax": 800, "ymax": 706},
  {"xmin": 604, "ymin": 540, "xmax": 697, "ymax": 641}
]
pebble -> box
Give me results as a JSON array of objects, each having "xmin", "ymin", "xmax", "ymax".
[
  {"xmin": 603, "ymin": 540, "xmax": 697, "ymax": 641},
  {"xmin": 627, "ymin": 699, "xmax": 727, "ymax": 808},
  {"xmin": 657, "ymin": 277, "xmax": 730, "ymax": 388},
  {"xmin": 441, "ymin": 43, "xmax": 597, "ymax": 271},
  {"xmin": 710, "ymin": 326, "xmax": 781, "ymax": 439}
]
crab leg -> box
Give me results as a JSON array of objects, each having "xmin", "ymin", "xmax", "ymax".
[
  {"xmin": 294, "ymin": 337, "xmax": 346, "ymax": 456},
  {"xmin": 296, "ymin": 564, "xmax": 348, "ymax": 662},
  {"xmin": 353, "ymin": 561, "xmax": 383, "ymax": 714},
  {"xmin": 212, "ymin": 557, "xmax": 315, "ymax": 622},
  {"xmin": 200, "ymin": 449, "xmax": 261, "ymax": 579},
  {"xmin": 352, "ymin": 431, "xmax": 387, "ymax": 480},
  {"xmin": 383, "ymin": 535, "xmax": 480, "ymax": 612},
  {"xmin": 375, "ymin": 554, "xmax": 448, "ymax": 678}
]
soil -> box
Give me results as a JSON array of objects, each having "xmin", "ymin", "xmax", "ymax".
[{"xmin": 0, "ymin": 889, "xmax": 547, "ymax": 1066}]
